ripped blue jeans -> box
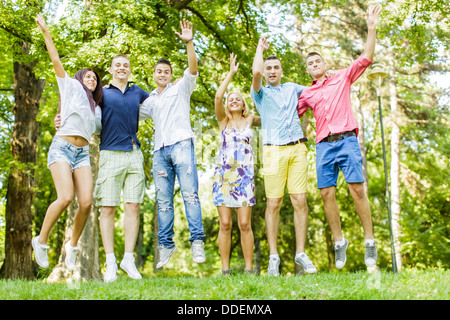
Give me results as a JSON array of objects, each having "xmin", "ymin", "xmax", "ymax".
[{"xmin": 152, "ymin": 138, "xmax": 205, "ymax": 247}]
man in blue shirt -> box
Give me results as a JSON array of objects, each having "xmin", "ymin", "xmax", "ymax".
[
  {"xmin": 251, "ymin": 38, "xmax": 317, "ymax": 276},
  {"xmin": 94, "ymin": 54, "xmax": 149, "ymax": 282}
]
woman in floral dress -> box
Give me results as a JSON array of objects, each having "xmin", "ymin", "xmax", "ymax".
[{"xmin": 213, "ymin": 53, "xmax": 260, "ymax": 274}]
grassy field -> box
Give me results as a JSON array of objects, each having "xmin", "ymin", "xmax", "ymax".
[{"xmin": 0, "ymin": 268, "xmax": 448, "ymax": 300}]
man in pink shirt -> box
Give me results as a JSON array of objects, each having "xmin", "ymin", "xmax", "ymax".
[{"xmin": 297, "ymin": 4, "xmax": 382, "ymax": 270}]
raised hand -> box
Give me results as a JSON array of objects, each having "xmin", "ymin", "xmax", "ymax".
[
  {"xmin": 35, "ymin": 13, "xmax": 65, "ymax": 78},
  {"xmin": 175, "ymin": 19, "xmax": 194, "ymax": 42},
  {"xmin": 258, "ymin": 37, "xmax": 269, "ymax": 51},
  {"xmin": 366, "ymin": 4, "xmax": 382, "ymax": 29},
  {"xmin": 36, "ymin": 13, "xmax": 49, "ymax": 33},
  {"xmin": 229, "ymin": 52, "xmax": 240, "ymax": 74}
]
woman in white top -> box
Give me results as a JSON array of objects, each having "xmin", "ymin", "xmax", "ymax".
[{"xmin": 31, "ymin": 14, "xmax": 103, "ymax": 271}]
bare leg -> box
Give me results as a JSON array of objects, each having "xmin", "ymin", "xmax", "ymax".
[
  {"xmin": 100, "ymin": 206, "xmax": 116, "ymax": 254},
  {"xmin": 290, "ymin": 193, "xmax": 308, "ymax": 253},
  {"xmin": 348, "ymin": 183, "xmax": 374, "ymax": 240},
  {"xmin": 265, "ymin": 198, "xmax": 283, "ymax": 255},
  {"xmin": 320, "ymin": 186, "xmax": 343, "ymax": 242},
  {"xmin": 217, "ymin": 206, "xmax": 232, "ymax": 270},
  {"xmin": 124, "ymin": 202, "xmax": 140, "ymax": 253},
  {"xmin": 236, "ymin": 206, "xmax": 254, "ymax": 270},
  {"xmin": 70, "ymin": 166, "xmax": 93, "ymax": 247},
  {"xmin": 39, "ymin": 162, "xmax": 74, "ymax": 244}
]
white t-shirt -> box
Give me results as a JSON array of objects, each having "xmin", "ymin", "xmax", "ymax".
[
  {"xmin": 139, "ymin": 68, "xmax": 197, "ymax": 151},
  {"xmin": 56, "ymin": 72, "xmax": 102, "ymax": 142}
]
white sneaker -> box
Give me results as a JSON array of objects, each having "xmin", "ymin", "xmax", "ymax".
[
  {"xmin": 103, "ymin": 262, "xmax": 118, "ymax": 282},
  {"xmin": 295, "ymin": 252, "xmax": 318, "ymax": 274},
  {"xmin": 191, "ymin": 240, "xmax": 206, "ymax": 263},
  {"xmin": 120, "ymin": 258, "xmax": 142, "ymax": 280},
  {"xmin": 64, "ymin": 241, "xmax": 79, "ymax": 271},
  {"xmin": 32, "ymin": 236, "xmax": 49, "ymax": 269},
  {"xmin": 335, "ymin": 238, "xmax": 349, "ymax": 269},
  {"xmin": 267, "ymin": 256, "xmax": 280, "ymax": 276},
  {"xmin": 156, "ymin": 245, "xmax": 177, "ymax": 269},
  {"xmin": 365, "ymin": 240, "xmax": 378, "ymax": 267}
]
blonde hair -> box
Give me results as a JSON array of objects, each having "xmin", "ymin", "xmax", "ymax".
[{"xmin": 224, "ymin": 92, "xmax": 249, "ymax": 120}]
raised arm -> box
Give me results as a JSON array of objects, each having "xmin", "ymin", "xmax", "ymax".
[
  {"xmin": 175, "ymin": 19, "xmax": 198, "ymax": 75},
  {"xmin": 36, "ymin": 14, "xmax": 65, "ymax": 78},
  {"xmin": 215, "ymin": 53, "xmax": 239, "ymax": 124},
  {"xmin": 251, "ymin": 115, "xmax": 261, "ymax": 127},
  {"xmin": 363, "ymin": 4, "xmax": 382, "ymax": 61},
  {"xmin": 252, "ymin": 38, "xmax": 269, "ymax": 93}
]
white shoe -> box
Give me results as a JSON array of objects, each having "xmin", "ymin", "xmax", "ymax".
[
  {"xmin": 156, "ymin": 245, "xmax": 177, "ymax": 269},
  {"xmin": 32, "ymin": 236, "xmax": 49, "ymax": 269},
  {"xmin": 365, "ymin": 240, "xmax": 378, "ymax": 267},
  {"xmin": 120, "ymin": 258, "xmax": 142, "ymax": 280},
  {"xmin": 104, "ymin": 262, "xmax": 118, "ymax": 282},
  {"xmin": 191, "ymin": 240, "xmax": 206, "ymax": 263},
  {"xmin": 335, "ymin": 238, "xmax": 349, "ymax": 269},
  {"xmin": 64, "ymin": 241, "xmax": 79, "ymax": 271},
  {"xmin": 295, "ymin": 252, "xmax": 318, "ymax": 274},
  {"xmin": 267, "ymin": 256, "xmax": 280, "ymax": 276}
]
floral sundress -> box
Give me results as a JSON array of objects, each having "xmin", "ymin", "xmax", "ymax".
[{"xmin": 212, "ymin": 125, "xmax": 255, "ymax": 207}]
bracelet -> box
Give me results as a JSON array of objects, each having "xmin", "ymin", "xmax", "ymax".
[{"xmin": 185, "ymin": 38, "xmax": 193, "ymax": 44}]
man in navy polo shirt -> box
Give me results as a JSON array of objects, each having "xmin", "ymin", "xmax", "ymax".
[
  {"xmin": 54, "ymin": 54, "xmax": 148, "ymax": 281},
  {"xmin": 94, "ymin": 54, "xmax": 149, "ymax": 282}
]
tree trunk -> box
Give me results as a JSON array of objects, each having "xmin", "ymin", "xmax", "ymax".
[
  {"xmin": 388, "ymin": 56, "xmax": 402, "ymax": 271},
  {"xmin": 0, "ymin": 41, "xmax": 45, "ymax": 279},
  {"xmin": 135, "ymin": 208, "xmax": 146, "ymax": 269},
  {"xmin": 47, "ymin": 136, "xmax": 102, "ymax": 282}
]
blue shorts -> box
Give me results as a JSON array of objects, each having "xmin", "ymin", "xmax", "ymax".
[
  {"xmin": 47, "ymin": 136, "xmax": 91, "ymax": 172},
  {"xmin": 315, "ymin": 135, "xmax": 364, "ymax": 189}
]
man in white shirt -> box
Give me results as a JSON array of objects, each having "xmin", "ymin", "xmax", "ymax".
[{"xmin": 140, "ymin": 19, "xmax": 206, "ymax": 268}]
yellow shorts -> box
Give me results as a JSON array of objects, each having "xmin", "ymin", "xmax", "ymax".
[{"xmin": 262, "ymin": 143, "xmax": 308, "ymax": 198}]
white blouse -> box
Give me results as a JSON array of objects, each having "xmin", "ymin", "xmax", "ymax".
[{"xmin": 56, "ymin": 72, "xmax": 102, "ymax": 142}]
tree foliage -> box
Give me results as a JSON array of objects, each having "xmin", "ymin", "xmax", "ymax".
[{"xmin": 0, "ymin": 0, "xmax": 448, "ymax": 278}]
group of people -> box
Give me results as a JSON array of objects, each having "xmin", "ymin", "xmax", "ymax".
[{"xmin": 31, "ymin": 4, "xmax": 382, "ymax": 282}]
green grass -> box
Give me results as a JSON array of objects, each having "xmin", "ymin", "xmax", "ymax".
[{"xmin": 0, "ymin": 269, "xmax": 448, "ymax": 300}]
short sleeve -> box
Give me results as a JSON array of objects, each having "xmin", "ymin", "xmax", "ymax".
[{"xmin": 94, "ymin": 105, "xmax": 102, "ymax": 135}]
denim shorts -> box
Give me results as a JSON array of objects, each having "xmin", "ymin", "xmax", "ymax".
[
  {"xmin": 316, "ymin": 135, "xmax": 364, "ymax": 189},
  {"xmin": 47, "ymin": 136, "xmax": 91, "ymax": 171}
]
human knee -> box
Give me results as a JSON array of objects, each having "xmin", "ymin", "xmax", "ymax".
[
  {"xmin": 125, "ymin": 202, "xmax": 140, "ymax": 218},
  {"xmin": 182, "ymin": 190, "xmax": 200, "ymax": 206},
  {"xmin": 220, "ymin": 218, "xmax": 232, "ymax": 232},
  {"xmin": 238, "ymin": 219, "xmax": 251, "ymax": 233},
  {"xmin": 266, "ymin": 198, "xmax": 282, "ymax": 212},
  {"xmin": 78, "ymin": 197, "xmax": 93, "ymax": 212},
  {"xmin": 157, "ymin": 199, "xmax": 172, "ymax": 213},
  {"xmin": 290, "ymin": 193, "xmax": 307, "ymax": 208},
  {"xmin": 349, "ymin": 183, "xmax": 366, "ymax": 199},
  {"xmin": 100, "ymin": 207, "xmax": 116, "ymax": 219},
  {"xmin": 57, "ymin": 194, "xmax": 73, "ymax": 209},
  {"xmin": 320, "ymin": 187, "xmax": 335, "ymax": 200}
]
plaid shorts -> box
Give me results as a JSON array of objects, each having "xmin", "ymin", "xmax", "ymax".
[{"xmin": 94, "ymin": 146, "xmax": 145, "ymax": 206}]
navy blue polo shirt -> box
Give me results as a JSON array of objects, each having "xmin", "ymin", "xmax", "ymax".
[{"xmin": 100, "ymin": 82, "xmax": 149, "ymax": 151}]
